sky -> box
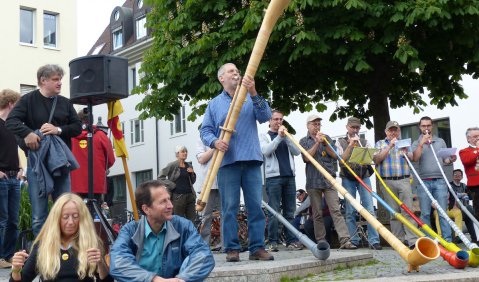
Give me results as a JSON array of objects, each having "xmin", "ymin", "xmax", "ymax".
[{"xmin": 77, "ymin": 0, "xmax": 125, "ymax": 56}]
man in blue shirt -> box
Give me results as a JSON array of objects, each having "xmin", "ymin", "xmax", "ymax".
[
  {"xmin": 110, "ymin": 180, "xmax": 214, "ymax": 282},
  {"xmin": 201, "ymin": 63, "xmax": 273, "ymax": 262}
]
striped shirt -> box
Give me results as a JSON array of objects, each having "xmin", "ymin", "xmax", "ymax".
[{"xmin": 374, "ymin": 138, "xmax": 411, "ymax": 177}]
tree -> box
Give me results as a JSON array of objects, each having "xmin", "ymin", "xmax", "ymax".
[{"xmin": 136, "ymin": 0, "xmax": 479, "ymax": 141}]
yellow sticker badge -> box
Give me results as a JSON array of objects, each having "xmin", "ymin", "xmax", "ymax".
[
  {"xmin": 62, "ymin": 253, "xmax": 69, "ymax": 261},
  {"xmin": 79, "ymin": 140, "xmax": 87, "ymax": 149}
]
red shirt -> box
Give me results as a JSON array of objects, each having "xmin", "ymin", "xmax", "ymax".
[
  {"xmin": 459, "ymin": 146, "xmax": 479, "ymax": 188},
  {"xmin": 70, "ymin": 128, "xmax": 115, "ymax": 194}
]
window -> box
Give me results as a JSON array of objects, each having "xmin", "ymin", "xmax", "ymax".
[
  {"xmin": 109, "ymin": 174, "xmax": 126, "ymax": 203},
  {"xmin": 136, "ymin": 16, "xmax": 147, "ymax": 39},
  {"xmin": 170, "ymin": 105, "xmax": 186, "ymax": 136},
  {"xmin": 20, "ymin": 84, "xmax": 36, "ymax": 95},
  {"xmin": 43, "ymin": 13, "xmax": 57, "ymax": 47},
  {"xmin": 113, "ymin": 28, "xmax": 123, "ymax": 50},
  {"xmin": 20, "ymin": 8, "xmax": 35, "ymax": 44},
  {"xmin": 400, "ymin": 118, "xmax": 452, "ymax": 147},
  {"xmin": 129, "ymin": 67, "xmax": 137, "ymax": 93},
  {"xmin": 135, "ymin": 170, "xmax": 152, "ymax": 187},
  {"xmin": 92, "ymin": 43, "xmax": 105, "ymax": 55},
  {"xmin": 130, "ymin": 119, "xmax": 144, "ymax": 144},
  {"xmin": 137, "ymin": 0, "xmax": 144, "ymax": 9}
]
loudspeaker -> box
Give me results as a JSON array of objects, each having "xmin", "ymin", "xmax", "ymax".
[{"xmin": 69, "ymin": 55, "xmax": 129, "ymax": 105}]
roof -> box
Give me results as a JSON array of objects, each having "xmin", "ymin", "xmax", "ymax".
[{"xmin": 87, "ymin": 0, "xmax": 151, "ymax": 56}]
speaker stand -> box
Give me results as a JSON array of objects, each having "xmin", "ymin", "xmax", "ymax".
[{"xmin": 85, "ymin": 102, "xmax": 116, "ymax": 245}]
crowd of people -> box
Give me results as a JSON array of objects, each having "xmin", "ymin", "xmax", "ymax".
[{"xmin": 1, "ymin": 62, "xmax": 479, "ymax": 281}]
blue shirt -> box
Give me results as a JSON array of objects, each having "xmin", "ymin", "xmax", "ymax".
[
  {"xmin": 139, "ymin": 217, "xmax": 167, "ymax": 274},
  {"xmin": 200, "ymin": 90, "xmax": 271, "ymax": 167}
]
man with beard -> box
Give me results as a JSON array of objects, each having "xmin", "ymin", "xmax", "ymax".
[{"xmin": 412, "ymin": 116, "xmax": 455, "ymax": 242}]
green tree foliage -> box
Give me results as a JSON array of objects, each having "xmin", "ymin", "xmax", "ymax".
[{"xmin": 136, "ymin": 0, "xmax": 479, "ymax": 140}]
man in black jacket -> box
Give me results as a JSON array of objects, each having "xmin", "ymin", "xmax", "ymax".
[{"xmin": 6, "ymin": 64, "xmax": 81, "ymax": 236}]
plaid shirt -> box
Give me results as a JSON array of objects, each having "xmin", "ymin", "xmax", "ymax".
[{"xmin": 374, "ymin": 138, "xmax": 410, "ymax": 177}]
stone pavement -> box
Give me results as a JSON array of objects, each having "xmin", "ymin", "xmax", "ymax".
[{"xmin": 2, "ymin": 246, "xmax": 479, "ymax": 281}]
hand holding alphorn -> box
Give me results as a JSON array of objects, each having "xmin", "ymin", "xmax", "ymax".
[{"xmin": 196, "ymin": 0, "xmax": 292, "ymax": 211}]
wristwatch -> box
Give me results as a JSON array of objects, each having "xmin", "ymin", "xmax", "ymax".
[{"xmin": 57, "ymin": 127, "xmax": 62, "ymax": 135}]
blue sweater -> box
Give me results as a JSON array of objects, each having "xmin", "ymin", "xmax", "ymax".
[{"xmin": 200, "ymin": 90, "xmax": 271, "ymax": 167}]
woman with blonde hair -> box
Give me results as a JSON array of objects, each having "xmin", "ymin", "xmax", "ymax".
[{"xmin": 10, "ymin": 193, "xmax": 112, "ymax": 281}]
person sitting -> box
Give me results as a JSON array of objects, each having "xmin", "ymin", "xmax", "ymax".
[
  {"xmin": 109, "ymin": 180, "xmax": 214, "ymax": 282},
  {"xmin": 10, "ymin": 193, "xmax": 111, "ymax": 281}
]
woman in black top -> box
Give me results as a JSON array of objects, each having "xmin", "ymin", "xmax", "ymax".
[
  {"xmin": 10, "ymin": 193, "xmax": 112, "ymax": 282},
  {"xmin": 159, "ymin": 145, "xmax": 197, "ymax": 221}
]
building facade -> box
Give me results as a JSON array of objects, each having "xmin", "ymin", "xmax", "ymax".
[{"xmin": 1, "ymin": 0, "xmax": 77, "ymax": 95}]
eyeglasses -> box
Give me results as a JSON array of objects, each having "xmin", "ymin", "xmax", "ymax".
[{"xmin": 309, "ymin": 122, "xmax": 321, "ymax": 126}]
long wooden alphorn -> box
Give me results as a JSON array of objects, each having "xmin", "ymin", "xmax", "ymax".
[
  {"xmin": 322, "ymin": 138, "xmax": 468, "ymax": 268},
  {"xmin": 196, "ymin": 0, "xmax": 292, "ymax": 211},
  {"xmin": 285, "ymin": 131, "xmax": 439, "ymax": 272},
  {"xmin": 196, "ymin": 84, "xmax": 240, "ymax": 211}
]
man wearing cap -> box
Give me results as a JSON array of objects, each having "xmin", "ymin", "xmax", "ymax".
[
  {"xmin": 299, "ymin": 115, "xmax": 357, "ymax": 249},
  {"xmin": 412, "ymin": 116, "xmax": 454, "ymax": 242},
  {"xmin": 373, "ymin": 121, "xmax": 418, "ymax": 249},
  {"xmin": 335, "ymin": 117, "xmax": 381, "ymax": 250},
  {"xmin": 260, "ymin": 110, "xmax": 303, "ymax": 251}
]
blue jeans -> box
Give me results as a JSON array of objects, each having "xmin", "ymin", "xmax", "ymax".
[
  {"xmin": 0, "ymin": 178, "xmax": 20, "ymax": 259},
  {"xmin": 417, "ymin": 178, "xmax": 452, "ymax": 242},
  {"xmin": 342, "ymin": 177, "xmax": 380, "ymax": 245},
  {"xmin": 266, "ymin": 176, "xmax": 297, "ymax": 245},
  {"xmin": 27, "ymin": 165, "xmax": 71, "ymax": 236},
  {"xmin": 217, "ymin": 161, "xmax": 265, "ymax": 253}
]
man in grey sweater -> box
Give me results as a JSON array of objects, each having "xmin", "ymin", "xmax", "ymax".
[{"xmin": 260, "ymin": 110, "xmax": 302, "ymax": 251}]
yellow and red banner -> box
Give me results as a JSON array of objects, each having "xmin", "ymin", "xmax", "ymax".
[{"xmin": 107, "ymin": 100, "xmax": 129, "ymax": 158}]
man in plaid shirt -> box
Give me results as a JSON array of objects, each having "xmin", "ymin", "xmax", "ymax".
[{"xmin": 373, "ymin": 121, "xmax": 418, "ymax": 249}]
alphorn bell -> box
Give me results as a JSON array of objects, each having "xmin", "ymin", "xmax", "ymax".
[
  {"xmin": 323, "ymin": 138, "xmax": 468, "ymax": 269},
  {"xmin": 262, "ymin": 201, "xmax": 330, "ymax": 260},
  {"xmin": 196, "ymin": 0, "xmax": 292, "ymax": 211},
  {"xmin": 403, "ymin": 154, "xmax": 479, "ymax": 267},
  {"xmin": 285, "ymin": 131, "xmax": 439, "ymax": 272}
]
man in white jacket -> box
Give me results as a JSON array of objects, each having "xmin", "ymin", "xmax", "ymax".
[{"xmin": 260, "ymin": 110, "xmax": 303, "ymax": 251}]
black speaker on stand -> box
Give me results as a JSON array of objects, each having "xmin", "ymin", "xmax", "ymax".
[{"xmin": 69, "ymin": 55, "xmax": 129, "ymax": 245}]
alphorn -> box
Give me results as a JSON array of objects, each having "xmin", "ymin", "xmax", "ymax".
[
  {"xmin": 322, "ymin": 138, "xmax": 468, "ymax": 269},
  {"xmin": 429, "ymin": 145, "xmax": 479, "ymax": 230},
  {"xmin": 196, "ymin": 84, "xmax": 241, "ymax": 211},
  {"xmin": 196, "ymin": 0, "xmax": 292, "ymax": 211},
  {"xmin": 262, "ymin": 201, "xmax": 330, "ymax": 260},
  {"xmin": 285, "ymin": 131, "xmax": 439, "ymax": 272},
  {"xmin": 404, "ymin": 153, "xmax": 479, "ymax": 266}
]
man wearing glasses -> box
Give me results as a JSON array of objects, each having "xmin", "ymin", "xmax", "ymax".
[
  {"xmin": 260, "ymin": 110, "xmax": 302, "ymax": 251},
  {"xmin": 299, "ymin": 115, "xmax": 356, "ymax": 249},
  {"xmin": 335, "ymin": 117, "xmax": 381, "ymax": 249}
]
